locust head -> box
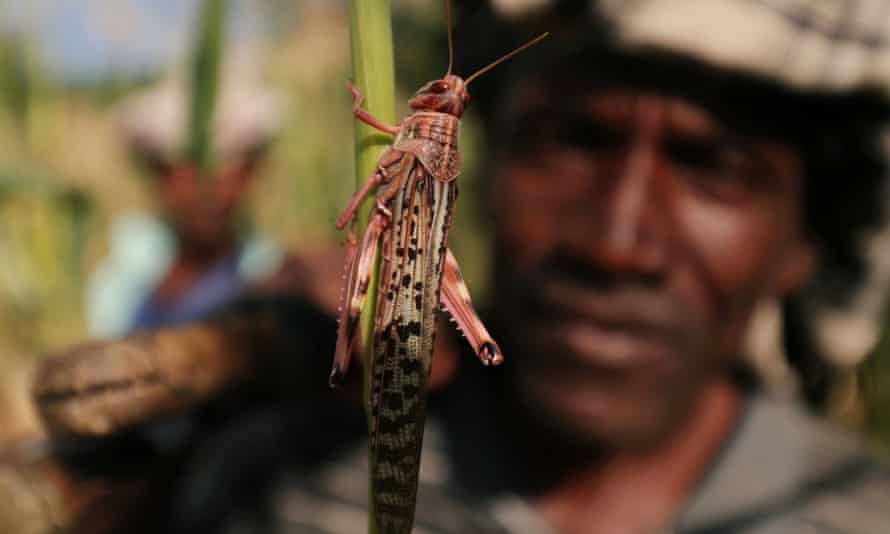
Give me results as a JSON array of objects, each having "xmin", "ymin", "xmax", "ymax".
[
  {"xmin": 409, "ymin": 74, "xmax": 470, "ymax": 117},
  {"xmin": 407, "ymin": 9, "xmax": 547, "ymax": 119}
]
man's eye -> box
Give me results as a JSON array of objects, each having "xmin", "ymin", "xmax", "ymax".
[
  {"xmin": 668, "ymin": 139, "xmax": 741, "ymax": 172},
  {"xmin": 507, "ymin": 112, "xmax": 628, "ymax": 155},
  {"xmin": 668, "ymin": 138, "xmax": 762, "ymax": 200},
  {"xmin": 554, "ymin": 118, "xmax": 626, "ymax": 153}
]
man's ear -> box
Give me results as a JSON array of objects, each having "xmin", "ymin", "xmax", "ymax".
[{"xmin": 777, "ymin": 239, "xmax": 816, "ymax": 297}]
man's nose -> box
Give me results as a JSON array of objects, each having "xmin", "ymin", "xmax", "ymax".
[{"xmin": 574, "ymin": 101, "xmax": 667, "ymax": 276}]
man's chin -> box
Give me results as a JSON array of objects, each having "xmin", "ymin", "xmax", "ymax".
[{"xmin": 519, "ymin": 374, "xmax": 691, "ymax": 451}]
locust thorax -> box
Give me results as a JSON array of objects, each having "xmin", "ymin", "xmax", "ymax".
[{"xmin": 409, "ymin": 74, "xmax": 470, "ymax": 118}]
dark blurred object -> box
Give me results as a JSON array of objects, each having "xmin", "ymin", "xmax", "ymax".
[{"xmin": 34, "ymin": 290, "xmax": 366, "ymax": 534}]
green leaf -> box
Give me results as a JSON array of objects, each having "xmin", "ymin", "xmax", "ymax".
[{"xmin": 187, "ymin": 0, "xmax": 227, "ymax": 176}]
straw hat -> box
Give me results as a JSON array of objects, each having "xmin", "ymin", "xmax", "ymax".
[
  {"xmin": 493, "ymin": 0, "xmax": 890, "ymax": 94},
  {"xmin": 118, "ymin": 61, "xmax": 283, "ymax": 172}
]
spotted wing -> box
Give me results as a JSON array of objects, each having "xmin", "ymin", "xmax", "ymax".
[{"xmin": 368, "ymin": 156, "xmax": 457, "ymax": 533}]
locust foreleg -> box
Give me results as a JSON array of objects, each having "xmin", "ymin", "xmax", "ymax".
[
  {"xmin": 336, "ymin": 148, "xmax": 404, "ymax": 230},
  {"xmin": 337, "ymin": 171, "xmax": 385, "ymax": 230},
  {"xmin": 441, "ymin": 248, "xmax": 504, "ymax": 366},
  {"xmin": 347, "ymin": 80, "xmax": 401, "ymax": 136},
  {"xmin": 330, "ymin": 210, "xmax": 390, "ymax": 387}
]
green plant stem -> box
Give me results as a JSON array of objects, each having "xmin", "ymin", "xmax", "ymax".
[
  {"xmin": 188, "ymin": 0, "xmax": 227, "ymax": 177},
  {"xmin": 348, "ymin": 2, "xmax": 395, "ymax": 533}
]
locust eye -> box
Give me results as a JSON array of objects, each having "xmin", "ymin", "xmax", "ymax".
[{"xmin": 430, "ymin": 81, "xmax": 449, "ymax": 93}]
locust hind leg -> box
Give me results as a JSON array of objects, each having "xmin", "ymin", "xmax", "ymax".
[
  {"xmin": 330, "ymin": 210, "xmax": 390, "ymax": 387},
  {"xmin": 441, "ymin": 248, "xmax": 504, "ymax": 366}
]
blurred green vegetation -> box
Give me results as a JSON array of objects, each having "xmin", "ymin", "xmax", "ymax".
[
  {"xmin": 188, "ymin": 0, "xmax": 226, "ymax": 176},
  {"xmin": 860, "ymin": 325, "xmax": 890, "ymax": 453}
]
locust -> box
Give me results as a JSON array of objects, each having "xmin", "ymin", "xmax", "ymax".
[{"xmin": 329, "ymin": 5, "xmax": 546, "ymax": 531}]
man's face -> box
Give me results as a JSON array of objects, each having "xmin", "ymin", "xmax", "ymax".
[
  {"xmin": 159, "ymin": 164, "xmax": 253, "ymax": 253},
  {"xmin": 492, "ymin": 79, "xmax": 813, "ymax": 449}
]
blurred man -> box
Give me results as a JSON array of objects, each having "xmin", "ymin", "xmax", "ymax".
[
  {"xmin": 86, "ymin": 73, "xmax": 284, "ymax": 337},
  {"xmin": 33, "ymin": 1, "xmax": 890, "ymax": 533}
]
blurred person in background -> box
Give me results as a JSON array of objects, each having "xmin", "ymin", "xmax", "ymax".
[
  {"xmin": 26, "ymin": 1, "xmax": 890, "ymax": 533},
  {"xmin": 86, "ymin": 71, "xmax": 284, "ymax": 337}
]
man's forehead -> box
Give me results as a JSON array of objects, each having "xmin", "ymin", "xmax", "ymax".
[
  {"xmin": 509, "ymin": 79, "xmax": 727, "ymax": 137},
  {"xmin": 588, "ymin": 91, "xmax": 725, "ymax": 135},
  {"xmin": 492, "ymin": 43, "xmax": 830, "ymax": 142}
]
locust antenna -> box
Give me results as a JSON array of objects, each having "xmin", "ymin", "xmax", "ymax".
[
  {"xmin": 464, "ymin": 32, "xmax": 549, "ymax": 85},
  {"xmin": 445, "ymin": 0, "xmax": 454, "ymax": 76}
]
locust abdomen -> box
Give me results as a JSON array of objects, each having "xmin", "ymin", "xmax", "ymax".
[{"xmin": 369, "ymin": 168, "xmax": 456, "ymax": 534}]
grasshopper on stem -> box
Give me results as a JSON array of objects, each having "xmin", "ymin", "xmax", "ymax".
[{"xmin": 331, "ymin": 3, "xmax": 546, "ymax": 531}]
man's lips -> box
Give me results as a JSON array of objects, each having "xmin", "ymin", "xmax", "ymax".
[{"xmin": 521, "ymin": 278, "xmax": 688, "ymax": 370}]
